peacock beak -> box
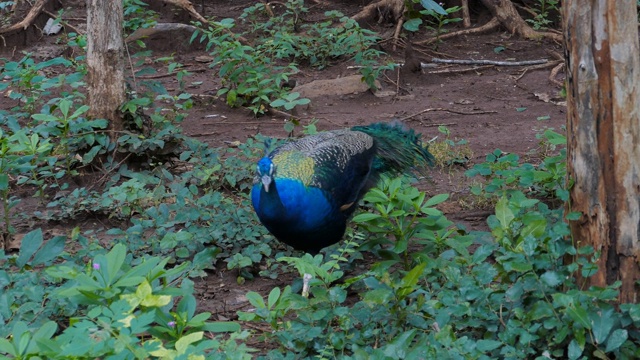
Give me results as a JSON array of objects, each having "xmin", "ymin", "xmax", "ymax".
[{"xmin": 261, "ymin": 175, "xmax": 272, "ymax": 192}]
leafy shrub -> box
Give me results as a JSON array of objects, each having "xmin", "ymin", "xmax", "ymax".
[
  {"xmin": 193, "ymin": 1, "xmax": 392, "ymax": 114},
  {"xmin": 0, "ymin": 240, "xmax": 247, "ymax": 358},
  {"xmin": 526, "ymin": 0, "xmax": 561, "ymax": 30},
  {"xmin": 123, "ymin": 0, "xmax": 158, "ymax": 35}
]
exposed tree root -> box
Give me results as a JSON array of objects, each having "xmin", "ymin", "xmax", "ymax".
[
  {"xmin": 351, "ymin": 0, "xmax": 404, "ymax": 26},
  {"xmin": 479, "ymin": 0, "xmax": 562, "ymax": 43},
  {"xmin": 0, "ymin": 0, "xmax": 50, "ymax": 35},
  {"xmin": 415, "ymin": 17, "xmax": 500, "ymax": 46},
  {"xmin": 513, "ymin": 60, "xmax": 562, "ymax": 82},
  {"xmin": 549, "ymin": 62, "xmax": 564, "ymax": 87},
  {"xmin": 159, "ymin": 0, "xmax": 208, "ymax": 25}
]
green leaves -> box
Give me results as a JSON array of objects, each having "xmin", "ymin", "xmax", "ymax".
[
  {"xmin": 270, "ymin": 92, "xmax": 310, "ymax": 111},
  {"xmin": 355, "ymin": 176, "xmax": 451, "ymax": 270},
  {"xmin": 495, "ymin": 196, "xmax": 515, "ymax": 229},
  {"xmin": 15, "ymin": 229, "xmax": 65, "ymax": 269}
]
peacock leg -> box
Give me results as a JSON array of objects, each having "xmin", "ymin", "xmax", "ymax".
[{"xmin": 302, "ymin": 273, "xmax": 313, "ymax": 297}]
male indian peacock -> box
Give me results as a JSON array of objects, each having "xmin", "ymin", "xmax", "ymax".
[{"xmin": 251, "ymin": 122, "xmax": 435, "ymax": 256}]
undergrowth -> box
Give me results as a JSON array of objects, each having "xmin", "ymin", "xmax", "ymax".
[
  {"xmin": 2, "ymin": 3, "xmax": 640, "ymax": 359},
  {"xmin": 191, "ymin": 0, "xmax": 394, "ymax": 115}
]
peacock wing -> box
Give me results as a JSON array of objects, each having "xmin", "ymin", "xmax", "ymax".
[{"xmin": 270, "ymin": 130, "xmax": 376, "ymax": 210}]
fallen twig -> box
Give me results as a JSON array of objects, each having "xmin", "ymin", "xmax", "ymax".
[
  {"xmin": 427, "ymin": 65, "xmax": 494, "ymax": 74},
  {"xmin": 135, "ymin": 67, "xmax": 207, "ymax": 79},
  {"xmin": 423, "ymin": 122, "xmax": 458, "ymax": 127},
  {"xmin": 268, "ymin": 108, "xmax": 296, "ymax": 119},
  {"xmin": 416, "ymin": 17, "xmax": 500, "ymax": 46},
  {"xmin": 399, "ymin": 107, "xmax": 497, "ymax": 121},
  {"xmin": 430, "ymin": 58, "xmax": 548, "ymax": 66},
  {"xmin": 42, "ymin": 9, "xmax": 83, "ymax": 34}
]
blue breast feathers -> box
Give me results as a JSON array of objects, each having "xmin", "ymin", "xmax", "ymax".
[{"xmin": 252, "ymin": 178, "xmax": 336, "ymax": 233}]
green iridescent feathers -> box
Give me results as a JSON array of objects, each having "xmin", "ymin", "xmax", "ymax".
[{"xmin": 351, "ymin": 122, "xmax": 435, "ymax": 176}]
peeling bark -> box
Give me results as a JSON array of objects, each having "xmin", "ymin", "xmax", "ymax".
[{"xmin": 564, "ymin": 0, "xmax": 640, "ymax": 303}]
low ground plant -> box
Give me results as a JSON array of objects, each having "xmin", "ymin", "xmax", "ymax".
[{"xmin": 192, "ymin": 0, "xmax": 393, "ymax": 115}]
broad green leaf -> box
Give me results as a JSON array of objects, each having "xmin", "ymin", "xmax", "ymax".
[
  {"xmin": 70, "ymin": 105, "xmax": 90, "ymax": 120},
  {"xmin": 420, "ymin": 0, "xmax": 447, "ymax": 15},
  {"xmin": 0, "ymin": 338, "xmax": 16, "ymax": 356},
  {"xmin": 591, "ymin": 307, "xmax": 615, "ymax": 344},
  {"xmin": 505, "ymin": 261, "xmax": 532, "ymax": 272},
  {"xmin": 424, "ymin": 193, "xmax": 449, "ymax": 207},
  {"xmin": 245, "ymin": 291, "xmax": 266, "ymax": 308},
  {"xmin": 202, "ymin": 322, "xmax": 241, "ymax": 333},
  {"xmin": 106, "ymin": 243, "xmax": 127, "ymax": 285},
  {"xmin": 566, "ymin": 211, "xmax": 582, "ymax": 221},
  {"xmin": 31, "ymin": 236, "xmax": 65, "ymax": 266},
  {"xmin": 267, "ymin": 286, "xmax": 281, "ymax": 309},
  {"xmin": 605, "ymin": 329, "xmax": 628, "ymax": 352},
  {"xmin": 17, "ymin": 229, "xmax": 44, "ymax": 269},
  {"xmin": 476, "ymin": 339, "xmax": 502, "ymax": 352},
  {"xmin": 398, "ymin": 262, "xmax": 426, "ymax": 299},
  {"xmin": 383, "ymin": 329, "xmax": 417, "ymax": 358},
  {"xmin": 402, "ymin": 18, "xmax": 422, "ymax": 32},
  {"xmin": 540, "ymin": 271, "xmax": 562, "ymax": 287},
  {"xmin": 566, "ymin": 305, "xmax": 591, "ymax": 329},
  {"xmin": 175, "ymin": 331, "xmax": 203, "ymax": 354},
  {"xmin": 567, "ymin": 339, "xmax": 583, "ymax": 360},
  {"xmin": 520, "ymin": 218, "xmax": 547, "ymax": 239},
  {"xmin": 495, "ymin": 197, "xmax": 514, "ymax": 229},
  {"xmin": 363, "ymin": 288, "xmax": 394, "ymax": 305},
  {"xmin": 58, "ymin": 99, "xmax": 71, "ymax": 118},
  {"xmin": 352, "ymin": 213, "xmax": 382, "ymax": 222},
  {"xmin": 0, "ymin": 174, "xmax": 8, "ymax": 191},
  {"xmin": 136, "ymin": 281, "xmax": 172, "ymax": 307},
  {"xmin": 189, "ymin": 312, "xmax": 211, "ymax": 325}
]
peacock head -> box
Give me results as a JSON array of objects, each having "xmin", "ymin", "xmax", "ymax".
[{"xmin": 256, "ymin": 157, "xmax": 276, "ymax": 192}]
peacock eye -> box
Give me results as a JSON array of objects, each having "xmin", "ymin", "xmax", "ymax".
[
  {"xmin": 256, "ymin": 165, "xmax": 260, "ymax": 174},
  {"xmin": 269, "ymin": 163, "xmax": 276, "ymax": 175}
]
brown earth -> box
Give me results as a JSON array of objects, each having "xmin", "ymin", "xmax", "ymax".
[{"xmin": 0, "ymin": 0, "xmax": 566, "ymax": 347}]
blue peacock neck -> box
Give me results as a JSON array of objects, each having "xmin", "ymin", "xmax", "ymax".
[{"xmin": 258, "ymin": 179, "xmax": 287, "ymax": 219}]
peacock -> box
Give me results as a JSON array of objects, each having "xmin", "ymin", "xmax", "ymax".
[{"xmin": 251, "ymin": 122, "xmax": 435, "ymax": 288}]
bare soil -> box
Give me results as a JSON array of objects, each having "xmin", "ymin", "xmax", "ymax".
[{"xmin": 0, "ymin": 0, "xmax": 566, "ymax": 346}]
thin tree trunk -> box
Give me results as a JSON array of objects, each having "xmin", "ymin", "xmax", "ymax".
[
  {"xmin": 86, "ymin": 0, "xmax": 125, "ymax": 145},
  {"xmin": 564, "ymin": 0, "xmax": 640, "ymax": 303}
]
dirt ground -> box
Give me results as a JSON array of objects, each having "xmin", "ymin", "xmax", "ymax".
[{"xmin": 0, "ymin": 0, "xmax": 566, "ymax": 342}]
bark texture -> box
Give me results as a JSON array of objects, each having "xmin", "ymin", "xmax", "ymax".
[
  {"xmin": 86, "ymin": 0, "xmax": 126, "ymax": 143},
  {"xmin": 564, "ymin": 0, "xmax": 640, "ymax": 303}
]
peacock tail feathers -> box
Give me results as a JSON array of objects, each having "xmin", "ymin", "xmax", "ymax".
[{"xmin": 351, "ymin": 121, "xmax": 435, "ymax": 176}]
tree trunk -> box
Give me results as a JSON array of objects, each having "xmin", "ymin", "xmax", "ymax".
[
  {"xmin": 86, "ymin": 0, "xmax": 125, "ymax": 145},
  {"xmin": 564, "ymin": 0, "xmax": 640, "ymax": 303}
]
